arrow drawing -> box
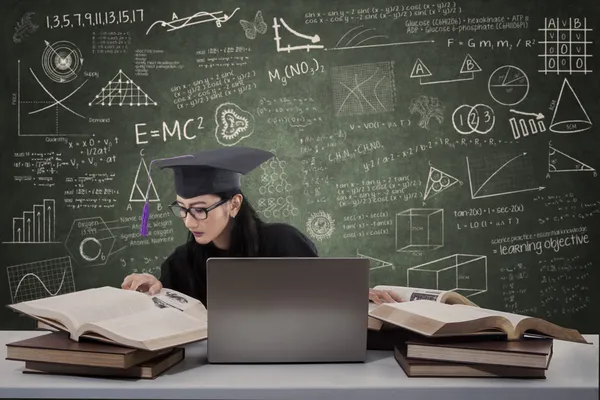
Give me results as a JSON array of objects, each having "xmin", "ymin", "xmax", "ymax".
[{"xmin": 510, "ymin": 109, "xmax": 545, "ymax": 119}]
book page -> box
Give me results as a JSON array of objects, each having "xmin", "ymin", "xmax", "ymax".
[
  {"xmin": 83, "ymin": 307, "xmax": 207, "ymax": 345},
  {"xmin": 16, "ymin": 287, "xmax": 155, "ymax": 329},
  {"xmin": 150, "ymin": 288, "xmax": 207, "ymax": 321},
  {"xmin": 373, "ymin": 285, "xmax": 447, "ymax": 302},
  {"xmin": 381, "ymin": 300, "xmax": 515, "ymax": 326},
  {"xmin": 452, "ymin": 304, "xmax": 530, "ymax": 327}
]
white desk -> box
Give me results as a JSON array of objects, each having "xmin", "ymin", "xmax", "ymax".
[{"xmin": 0, "ymin": 331, "xmax": 598, "ymax": 400}]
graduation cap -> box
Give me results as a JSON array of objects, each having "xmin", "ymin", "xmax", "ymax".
[{"xmin": 140, "ymin": 147, "xmax": 274, "ymax": 236}]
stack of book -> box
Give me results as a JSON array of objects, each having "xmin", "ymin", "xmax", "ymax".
[
  {"xmin": 6, "ymin": 331, "xmax": 184, "ymax": 379},
  {"xmin": 367, "ymin": 285, "xmax": 590, "ymax": 379},
  {"xmin": 5, "ymin": 286, "xmax": 209, "ymax": 379}
]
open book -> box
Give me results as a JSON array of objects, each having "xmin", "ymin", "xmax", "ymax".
[
  {"xmin": 368, "ymin": 285, "xmax": 478, "ymax": 330},
  {"xmin": 7, "ymin": 287, "xmax": 208, "ymax": 351},
  {"xmin": 369, "ymin": 299, "xmax": 589, "ymax": 344}
]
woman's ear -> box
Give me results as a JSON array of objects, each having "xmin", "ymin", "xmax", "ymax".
[{"xmin": 230, "ymin": 194, "xmax": 243, "ymax": 217}]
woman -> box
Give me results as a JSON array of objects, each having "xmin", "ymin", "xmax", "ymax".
[{"xmin": 121, "ymin": 147, "xmax": 401, "ymax": 306}]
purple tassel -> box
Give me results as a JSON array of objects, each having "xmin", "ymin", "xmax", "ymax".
[{"xmin": 140, "ymin": 201, "xmax": 150, "ymax": 236}]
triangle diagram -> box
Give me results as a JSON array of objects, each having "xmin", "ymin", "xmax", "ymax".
[
  {"xmin": 549, "ymin": 78, "xmax": 592, "ymax": 134},
  {"xmin": 423, "ymin": 166, "xmax": 459, "ymax": 200},
  {"xmin": 460, "ymin": 54, "xmax": 482, "ymax": 73},
  {"xmin": 129, "ymin": 158, "xmax": 160, "ymax": 202},
  {"xmin": 410, "ymin": 58, "xmax": 432, "ymax": 78},
  {"xmin": 548, "ymin": 145, "xmax": 595, "ymax": 172},
  {"xmin": 89, "ymin": 70, "xmax": 158, "ymax": 107}
]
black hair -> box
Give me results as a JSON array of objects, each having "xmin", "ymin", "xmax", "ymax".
[{"xmin": 185, "ymin": 189, "xmax": 263, "ymax": 256}]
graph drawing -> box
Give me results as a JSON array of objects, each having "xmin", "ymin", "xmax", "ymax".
[
  {"xmin": 17, "ymin": 60, "xmax": 89, "ymax": 137},
  {"xmin": 327, "ymin": 25, "xmax": 434, "ymax": 51},
  {"xmin": 7, "ymin": 256, "xmax": 76, "ymax": 303},
  {"xmin": 466, "ymin": 152, "xmax": 544, "ymax": 199},
  {"xmin": 331, "ymin": 62, "xmax": 395, "ymax": 116},
  {"xmin": 273, "ymin": 17, "xmax": 323, "ymax": 53},
  {"xmin": 3, "ymin": 199, "xmax": 57, "ymax": 244}
]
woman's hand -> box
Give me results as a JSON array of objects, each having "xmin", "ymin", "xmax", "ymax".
[
  {"xmin": 369, "ymin": 288, "xmax": 404, "ymax": 305},
  {"xmin": 121, "ymin": 273, "xmax": 162, "ymax": 295}
]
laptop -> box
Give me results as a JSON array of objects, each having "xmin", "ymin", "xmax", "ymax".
[{"xmin": 206, "ymin": 257, "xmax": 370, "ymax": 364}]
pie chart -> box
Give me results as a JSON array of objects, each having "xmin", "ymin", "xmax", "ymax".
[{"xmin": 488, "ymin": 66, "xmax": 529, "ymax": 106}]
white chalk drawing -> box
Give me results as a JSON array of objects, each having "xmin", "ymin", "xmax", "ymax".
[
  {"xmin": 214, "ymin": 102, "xmax": 255, "ymax": 146},
  {"xmin": 509, "ymin": 110, "xmax": 546, "ymax": 140},
  {"xmin": 89, "ymin": 70, "xmax": 157, "ymax": 106},
  {"xmin": 396, "ymin": 208, "xmax": 444, "ymax": 252},
  {"xmin": 41, "ymin": 40, "xmax": 83, "ymax": 83},
  {"xmin": 327, "ymin": 25, "xmax": 434, "ymax": 51},
  {"xmin": 7, "ymin": 256, "xmax": 76, "ymax": 303},
  {"xmin": 65, "ymin": 217, "xmax": 121, "ymax": 267},
  {"xmin": 16, "ymin": 60, "xmax": 89, "ymax": 137},
  {"xmin": 548, "ymin": 144, "xmax": 596, "ymax": 175},
  {"xmin": 539, "ymin": 17, "xmax": 592, "ymax": 75},
  {"xmin": 13, "ymin": 12, "xmax": 38, "ymax": 43},
  {"xmin": 273, "ymin": 17, "xmax": 323, "ymax": 53},
  {"xmin": 3, "ymin": 199, "xmax": 58, "ymax": 244},
  {"xmin": 452, "ymin": 104, "xmax": 495, "ymax": 135},
  {"xmin": 240, "ymin": 10, "xmax": 267, "ymax": 39},
  {"xmin": 357, "ymin": 250, "xmax": 394, "ymax": 271},
  {"xmin": 258, "ymin": 197, "xmax": 299, "ymax": 219},
  {"xmin": 258, "ymin": 155, "xmax": 299, "ymax": 219},
  {"xmin": 146, "ymin": 8, "xmax": 239, "ymax": 35},
  {"xmin": 407, "ymin": 254, "xmax": 487, "ymax": 297},
  {"xmin": 423, "ymin": 165, "xmax": 460, "ymax": 201},
  {"xmin": 466, "ymin": 152, "xmax": 545, "ymax": 200},
  {"xmin": 488, "ymin": 65, "xmax": 529, "ymax": 106},
  {"xmin": 549, "ymin": 78, "xmax": 592, "ymax": 133},
  {"xmin": 409, "ymin": 96, "xmax": 444, "ymax": 130},
  {"xmin": 129, "ymin": 157, "xmax": 160, "ymax": 202},
  {"xmin": 306, "ymin": 210, "xmax": 335, "ymax": 242},
  {"xmin": 331, "ymin": 62, "xmax": 395, "ymax": 116},
  {"xmin": 410, "ymin": 54, "xmax": 481, "ymax": 85}
]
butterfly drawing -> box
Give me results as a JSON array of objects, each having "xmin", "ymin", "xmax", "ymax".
[{"xmin": 239, "ymin": 10, "xmax": 267, "ymax": 40}]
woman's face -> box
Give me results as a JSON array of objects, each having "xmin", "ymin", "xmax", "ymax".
[{"xmin": 176, "ymin": 194, "xmax": 232, "ymax": 245}]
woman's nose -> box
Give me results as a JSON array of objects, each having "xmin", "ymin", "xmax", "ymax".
[{"xmin": 183, "ymin": 212, "xmax": 197, "ymax": 228}]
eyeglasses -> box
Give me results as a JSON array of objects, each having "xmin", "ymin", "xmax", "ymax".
[{"xmin": 168, "ymin": 198, "xmax": 229, "ymax": 220}]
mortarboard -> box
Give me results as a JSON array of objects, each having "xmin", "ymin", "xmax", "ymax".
[{"xmin": 140, "ymin": 146, "xmax": 274, "ymax": 236}]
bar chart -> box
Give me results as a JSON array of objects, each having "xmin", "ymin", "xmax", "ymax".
[{"xmin": 3, "ymin": 199, "xmax": 58, "ymax": 244}]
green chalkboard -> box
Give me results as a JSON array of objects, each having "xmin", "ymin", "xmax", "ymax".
[{"xmin": 1, "ymin": 0, "xmax": 599, "ymax": 333}]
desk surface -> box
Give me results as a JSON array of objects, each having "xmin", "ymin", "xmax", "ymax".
[{"xmin": 0, "ymin": 331, "xmax": 598, "ymax": 400}]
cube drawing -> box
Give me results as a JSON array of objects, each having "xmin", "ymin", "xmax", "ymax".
[
  {"xmin": 396, "ymin": 208, "xmax": 443, "ymax": 252},
  {"xmin": 406, "ymin": 254, "xmax": 487, "ymax": 297}
]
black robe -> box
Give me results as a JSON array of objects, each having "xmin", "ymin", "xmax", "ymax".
[{"xmin": 158, "ymin": 222, "xmax": 318, "ymax": 307}]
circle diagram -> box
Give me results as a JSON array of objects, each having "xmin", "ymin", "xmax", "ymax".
[
  {"xmin": 79, "ymin": 237, "xmax": 102, "ymax": 262},
  {"xmin": 306, "ymin": 210, "xmax": 335, "ymax": 242},
  {"xmin": 452, "ymin": 104, "xmax": 495, "ymax": 135},
  {"xmin": 488, "ymin": 66, "xmax": 529, "ymax": 106},
  {"xmin": 41, "ymin": 40, "xmax": 83, "ymax": 83}
]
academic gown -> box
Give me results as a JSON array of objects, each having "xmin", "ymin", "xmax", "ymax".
[{"xmin": 158, "ymin": 222, "xmax": 318, "ymax": 307}]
